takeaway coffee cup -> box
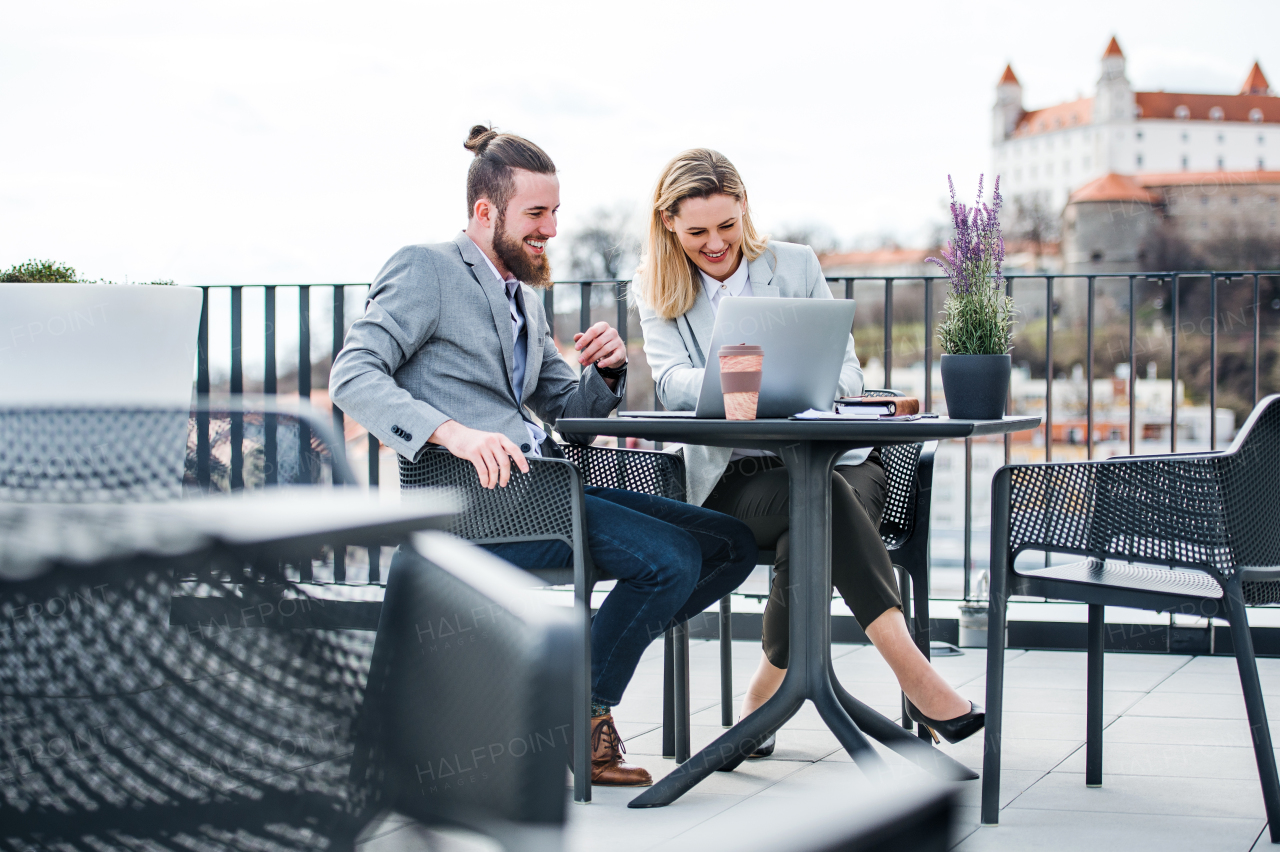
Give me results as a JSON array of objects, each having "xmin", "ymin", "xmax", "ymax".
[{"xmin": 719, "ymin": 344, "xmax": 764, "ymax": 420}]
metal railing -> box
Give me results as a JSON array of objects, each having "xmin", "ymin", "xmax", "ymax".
[{"xmin": 194, "ymin": 269, "xmax": 1280, "ymax": 597}]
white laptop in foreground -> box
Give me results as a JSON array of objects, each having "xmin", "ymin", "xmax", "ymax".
[
  {"xmin": 622, "ymin": 296, "xmax": 856, "ymax": 419},
  {"xmin": 0, "ymin": 283, "xmax": 202, "ymax": 406}
]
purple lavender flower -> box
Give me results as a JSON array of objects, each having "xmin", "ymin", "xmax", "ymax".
[{"xmin": 926, "ymin": 173, "xmax": 1006, "ymax": 298}]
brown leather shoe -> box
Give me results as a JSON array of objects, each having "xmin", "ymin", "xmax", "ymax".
[{"xmin": 591, "ymin": 713, "xmax": 652, "ymax": 786}]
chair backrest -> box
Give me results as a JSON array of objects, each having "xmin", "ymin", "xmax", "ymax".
[
  {"xmin": 1008, "ymin": 395, "xmax": 1280, "ymax": 580},
  {"xmin": 400, "ymin": 448, "xmax": 579, "ymax": 548},
  {"xmin": 355, "ymin": 532, "xmax": 573, "ymax": 852},
  {"xmin": 558, "ymin": 443, "xmax": 685, "ymax": 501},
  {"xmin": 861, "ymin": 390, "xmax": 925, "ymax": 549},
  {"xmin": 0, "ymin": 401, "xmax": 353, "ymax": 503}
]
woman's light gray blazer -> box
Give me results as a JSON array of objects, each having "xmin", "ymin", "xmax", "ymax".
[{"xmin": 637, "ymin": 240, "xmax": 868, "ymax": 507}]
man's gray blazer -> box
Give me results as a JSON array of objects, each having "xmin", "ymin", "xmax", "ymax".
[
  {"xmin": 637, "ymin": 240, "xmax": 866, "ymax": 507},
  {"xmin": 330, "ymin": 232, "xmax": 623, "ymax": 462}
]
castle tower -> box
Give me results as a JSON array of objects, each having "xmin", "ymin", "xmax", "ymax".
[
  {"xmin": 1241, "ymin": 62, "xmax": 1271, "ymax": 96},
  {"xmin": 1094, "ymin": 36, "xmax": 1135, "ymax": 123},
  {"xmin": 993, "ymin": 64, "xmax": 1023, "ymax": 144}
]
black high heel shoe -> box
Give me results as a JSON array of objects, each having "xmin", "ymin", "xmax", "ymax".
[{"xmin": 906, "ymin": 701, "xmax": 985, "ymax": 744}]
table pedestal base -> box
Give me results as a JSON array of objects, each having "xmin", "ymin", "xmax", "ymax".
[{"xmin": 629, "ymin": 441, "xmax": 976, "ymax": 809}]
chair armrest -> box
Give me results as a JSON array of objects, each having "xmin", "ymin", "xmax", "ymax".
[
  {"xmin": 995, "ymin": 454, "xmax": 1229, "ymax": 573},
  {"xmin": 399, "ymin": 448, "xmax": 580, "ymax": 545},
  {"xmin": 559, "ymin": 444, "xmax": 687, "ymax": 503}
]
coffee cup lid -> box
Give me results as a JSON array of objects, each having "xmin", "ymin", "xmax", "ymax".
[{"xmin": 719, "ymin": 343, "xmax": 763, "ymax": 356}]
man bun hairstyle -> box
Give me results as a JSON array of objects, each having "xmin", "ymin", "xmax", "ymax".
[{"xmin": 464, "ymin": 124, "xmax": 556, "ymax": 219}]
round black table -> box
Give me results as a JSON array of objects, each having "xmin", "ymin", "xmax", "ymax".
[{"xmin": 557, "ymin": 414, "xmax": 1041, "ymax": 808}]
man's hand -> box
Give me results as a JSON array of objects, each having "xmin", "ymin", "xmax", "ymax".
[
  {"xmin": 429, "ymin": 420, "xmax": 530, "ymax": 489},
  {"xmin": 573, "ymin": 321, "xmax": 626, "ymax": 370}
]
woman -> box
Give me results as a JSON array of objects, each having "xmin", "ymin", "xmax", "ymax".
[{"xmin": 635, "ymin": 149, "xmax": 983, "ymax": 752}]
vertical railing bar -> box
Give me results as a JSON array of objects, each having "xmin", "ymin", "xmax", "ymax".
[
  {"xmin": 196, "ymin": 287, "xmax": 210, "ymax": 489},
  {"xmin": 230, "ymin": 286, "xmax": 244, "ymax": 490},
  {"xmin": 923, "ymin": 278, "xmax": 933, "ymax": 413},
  {"xmin": 1045, "ymin": 275, "xmax": 1054, "ymax": 464},
  {"xmin": 883, "ymin": 278, "xmax": 893, "ymax": 389},
  {"xmin": 1210, "ymin": 274, "xmax": 1218, "ymax": 451},
  {"xmin": 366, "ymin": 290, "xmax": 378, "ymax": 578},
  {"xmin": 579, "ymin": 282, "xmax": 592, "ymax": 336},
  {"xmin": 1128, "ymin": 276, "xmax": 1137, "ymax": 456},
  {"xmin": 332, "ymin": 285, "xmax": 345, "ymax": 434},
  {"xmin": 1004, "ymin": 275, "xmax": 1013, "ymax": 464},
  {"xmin": 264, "ymin": 285, "xmax": 277, "ymax": 487},
  {"xmin": 332, "ymin": 284, "xmax": 346, "ymax": 583},
  {"xmin": 963, "ymin": 437, "xmax": 973, "ymax": 601},
  {"xmin": 616, "ymin": 281, "xmax": 628, "ymax": 412},
  {"xmin": 230, "ymin": 287, "xmax": 243, "ymax": 396},
  {"xmin": 1254, "ymin": 273, "xmax": 1262, "ymax": 407},
  {"xmin": 1043, "ymin": 275, "xmax": 1053, "ymax": 570},
  {"xmin": 544, "ymin": 286, "xmax": 556, "ymax": 344},
  {"xmin": 1171, "ymin": 275, "xmax": 1179, "ymax": 453},
  {"xmin": 368, "ymin": 429, "xmax": 381, "ymax": 584},
  {"xmin": 298, "ymin": 285, "xmax": 311, "ymax": 400},
  {"xmin": 844, "ymin": 278, "xmax": 853, "ymax": 301},
  {"xmin": 298, "ymin": 284, "xmax": 313, "ymax": 583},
  {"xmin": 1086, "ymin": 276, "xmax": 1095, "ymax": 460},
  {"xmin": 197, "ymin": 287, "xmax": 211, "ymax": 396}
]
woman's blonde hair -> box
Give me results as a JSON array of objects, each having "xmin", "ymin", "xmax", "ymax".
[{"xmin": 635, "ymin": 149, "xmax": 768, "ymax": 320}]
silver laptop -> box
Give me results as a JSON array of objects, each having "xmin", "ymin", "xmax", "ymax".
[
  {"xmin": 624, "ymin": 297, "xmax": 856, "ymax": 419},
  {"xmin": 0, "ymin": 283, "xmax": 203, "ymax": 406}
]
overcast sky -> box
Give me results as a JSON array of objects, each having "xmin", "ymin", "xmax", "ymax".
[{"xmin": 3, "ymin": 0, "xmax": 1278, "ymax": 285}]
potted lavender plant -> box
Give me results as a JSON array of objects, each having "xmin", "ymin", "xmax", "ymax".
[{"xmin": 927, "ymin": 176, "xmax": 1017, "ymax": 420}]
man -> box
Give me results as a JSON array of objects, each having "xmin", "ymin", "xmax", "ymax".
[{"xmin": 330, "ymin": 125, "xmax": 757, "ymax": 787}]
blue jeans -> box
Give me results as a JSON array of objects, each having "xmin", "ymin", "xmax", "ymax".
[{"xmin": 485, "ymin": 485, "xmax": 757, "ymax": 706}]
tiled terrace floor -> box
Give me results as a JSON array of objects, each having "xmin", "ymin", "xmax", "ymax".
[
  {"xmin": 583, "ymin": 638, "xmax": 1280, "ymax": 852},
  {"xmin": 365, "ymin": 638, "xmax": 1280, "ymax": 851}
]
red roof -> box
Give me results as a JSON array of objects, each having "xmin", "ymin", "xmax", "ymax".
[
  {"xmin": 1102, "ymin": 36, "xmax": 1124, "ymax": 59},
  {"xmin": 1069, "ymin": 173, "xmax": 1159, "ymax": 204},
  {"xmin": 819, "ymin": 248, "xmax": 931, "ymax": 269},
  {"xmin": 1135, "ymin": 171, "xmax": 1280, "ymax": 188},
  {"xmin": 1133, "ymin": 90, "xmax": 1280, "ymax": 122},
  {"xmin": 999, "ymin": 64, "xmax": 1019, "ymax": 86},
  {"xmin": 1012, "ymin": 97, "xmax": 1093, "ymax": 137},
  {"xmin": 1242, "ymin": 62, "xmax": 1270, "ymax": 96}
]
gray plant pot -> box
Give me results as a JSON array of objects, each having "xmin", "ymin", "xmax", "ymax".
[{"xmin": 941, "ymin": 354, "xmax": 1011, "ymax": 420}]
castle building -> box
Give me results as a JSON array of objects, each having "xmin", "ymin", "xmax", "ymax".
[{"xmin": 993, "ymin": 37, "xmax": 1280, "ymax": 216}]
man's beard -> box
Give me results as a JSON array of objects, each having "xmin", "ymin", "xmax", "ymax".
[{"xmin": 492, "ymin": 211, "xmax": 553, "ymax": 288}]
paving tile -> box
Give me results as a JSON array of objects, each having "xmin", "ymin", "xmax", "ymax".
[
  {"xmin": 1004, "ymin": 650, "xmax": 1191, "ymax": 673},
  {"xmin": 954, "ymin": 809, "xmax": 1265, "ymax": 852},
  {"xmin": 626, "ymin": 722, "xmax": 843, "ymax": 764},
  {"xmin": 1126, "ymin": 690, "xmax": 1252, "ymax": 720},
  {"xmin": 943, "ymin": 733, "xmax": 1081, "ymax": 774},
  {"xmin": 1104, "ymin": 715, "xmax": 1264, "ymax": 748},
  {"xmin": 1156, "ymin": 669, "xmax": 1280, "ymax": 697},
  {"xmin": 1010, "ymin": 771, "xmax": 1266, "ymax": 820},
  {"xmin": 1057, "ymin": 740, "xmax": 1279, "ymax": 781},
  {"xmin": 1250, "ymin": 825, "xmax": 1280, "ymax": 850},
  {"xmin": 960, "ymin": 683, "xmax": 1146, "ymax": 716}
]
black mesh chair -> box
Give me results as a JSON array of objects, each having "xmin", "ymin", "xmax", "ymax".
[
  {"xmin": 0, "ymin": 403, "xmax": 369, "ymax": 849},
  {"xmin": 980, "ymin": 395, "xmax": 1280, "ymax": 839},
  {"xmin": 0, "ymin": 402, "xmax": 573, "ymax": 850},
  {"xmin": 399, "ymin": 442, "xmax": 686, "ymax": 804}
]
